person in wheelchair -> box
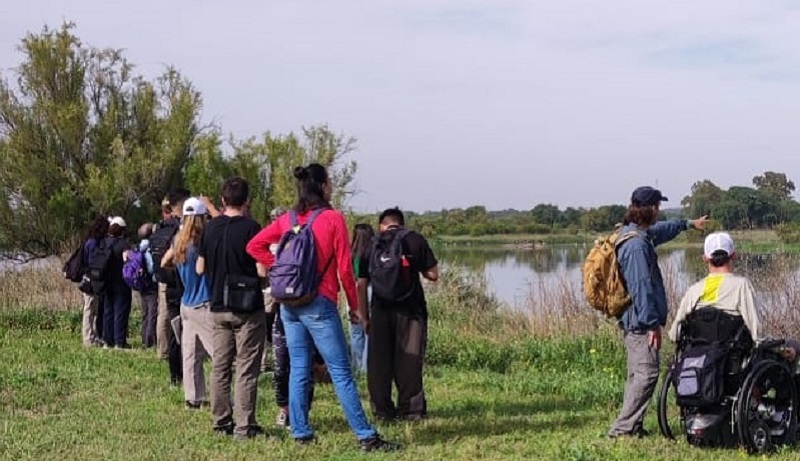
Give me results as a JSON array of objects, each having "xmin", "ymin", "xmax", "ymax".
[{"xmin": 663, "ymin": 231, "xmax": 800, "ymax": 451}]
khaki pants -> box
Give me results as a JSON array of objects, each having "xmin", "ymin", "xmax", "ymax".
[
  {"xmin": 210, "ymin": 309, "xmax": 266, "ymax": 435},
  {"xmin": 156, "ymin": 283, "xmax": 170, "ymax": 359},
  {"xmin": 181, "ymin": 303, "xmax": 214, "ymax": 403},
  {"xmin": 608, "ymin": 331, "xmax": 661, "ymax": 436},
  {"xmin": 81, "ymin": 292, "xmax": 100, "ymax": 346}
]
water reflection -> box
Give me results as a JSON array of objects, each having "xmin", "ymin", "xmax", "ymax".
[{"xmin": 438, "ymin": 245, "xmax": 800, "ymax": 309}]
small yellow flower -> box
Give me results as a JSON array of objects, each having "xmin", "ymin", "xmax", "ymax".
[{"xmin": 590, "ymin": 348, "xmax": 597, "ymax": 354}]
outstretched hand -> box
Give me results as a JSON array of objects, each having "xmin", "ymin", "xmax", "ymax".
[{"xmin": 690, "ymin": 215, "xmax": 709, "ymax": 231}]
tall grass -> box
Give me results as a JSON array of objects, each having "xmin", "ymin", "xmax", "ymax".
[{"xmin": 0, "ymin": 263, "xmax": 81, "ymax": 311}]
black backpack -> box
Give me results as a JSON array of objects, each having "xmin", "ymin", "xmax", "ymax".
[
  {"xmin": 87, "ymin": 238, "xmax": 114, "ymax": 294},
  {"xmin": 674, "ymin": 342, "xmax": 727, "ymax": 408},
  {"xmin": 369, "ymin": 228, "xmax": 415, "ymax": 303},
  {"xmin": 150, "ymin": 219, "xmax": 180, "ymax": 286},
  {"xmin": 63, "ymin": 242, "xmax": 86, "ymax": 283}
]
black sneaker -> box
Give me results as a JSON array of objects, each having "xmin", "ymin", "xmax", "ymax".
[
  {"xmin": 186, "ymin": 400, "xmax": 209, "ymax": 410},
  {"xmin": 359, "ymin": 435, "xmax": 401, "ymax": 453},
  {"xmin": 234, "ymin": 425, "xmax": 265, "ymax": 441},
  {"xmin": 213, "ymin": 425, "xmax": 234, "ymax": 436},
  {"xmin": 294, "ymin": 435, "xmax": 315, "ymax": 446}
]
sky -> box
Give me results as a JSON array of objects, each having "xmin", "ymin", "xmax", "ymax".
[{"xmin": 1, "ymin": 1, "xmax": 799, "ymax": 213}]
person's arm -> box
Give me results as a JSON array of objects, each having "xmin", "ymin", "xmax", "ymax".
[
  {"xmin": 200, "ymin": 196, "xmax": 221, "ymax": 219},
  {"xmin": 357, "ymin": 277, "xmax": 370, "ymax": 331},
  {"xmin": 739, "ymin": 279, "xmax": 763, "ymax": 344},
  {"xmin": 161, "ymin": 246, "xmax": 175, "ymax": 268},
  {"xmin": 415, "ymin": 233, "xmax": 439, "ymax": 281},
  {"xmin": 669, "ymin": 289, "xmax": 695, "ymax": 342},
  {"xmin": 648, "ymin": 216, "xmax": 709, "ymax": 247},
  {"xmin": 246, "ymin": 221, "xmax": 282, "ymax": 268},
  {"xmin": 333, "ymin": 213, "xmax": 359, "ymax": 312}
]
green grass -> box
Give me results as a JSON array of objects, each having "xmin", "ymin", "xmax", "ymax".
[{"xmin": 5, "ymin": 310, "xmax": 800, "ymax": 460}]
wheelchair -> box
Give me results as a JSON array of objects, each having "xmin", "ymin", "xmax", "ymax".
[{"xmin": 657, "ymin": 308, "xmax": 798, "ymax": 453}]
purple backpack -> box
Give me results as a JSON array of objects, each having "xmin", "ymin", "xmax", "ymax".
[
  {"xmin": 123, "ymin": 249, "xmax": 155, "ymax": 292},
  {"xmin": 269, "ymin": 209, "xmax": 332, "ymax": 307}
]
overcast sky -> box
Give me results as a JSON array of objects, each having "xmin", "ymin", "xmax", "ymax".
[{"xmin": 2, "ymin": 1, "xmax": 799, "ymax": 213}]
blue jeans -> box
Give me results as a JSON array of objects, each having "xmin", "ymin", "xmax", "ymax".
[
  {"xmin": 350, "ymin": 321, "xmax": 367, "ymax": 372},
  {"xmin": 281, "ymin": 297, "xmax": 376, "ymax": 441}
]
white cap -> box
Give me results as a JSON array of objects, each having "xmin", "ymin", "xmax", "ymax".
[
  {"xmin": 182, "ymin": 197, "xmax": 207, "ymax": 216},
  {"xmin": 704, "ymin": 232, "xmax": 735, "ymax": 258},
  {"xmin": 109, "ymin": 216, "xmax": 127, "ymax": 228}
]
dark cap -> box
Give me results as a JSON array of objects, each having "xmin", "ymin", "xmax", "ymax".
[{"xmin": 631, "ymin": 186, "xmax": 668, "ymax": 207}]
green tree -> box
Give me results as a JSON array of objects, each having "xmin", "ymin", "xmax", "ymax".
[
  {"xmin": 752, "ymin": 171, "xmax": 796, "ymax": 200},
  {"xmin": 0, "ymin": 23, "xmax": 201, "ymax": 257},
  {"xmin": 530, "ymin": 203, "xmax": 560, "ymax": 229},
  {"xmin": 681, "ymin": 180, "xmax": 725, "ymax": 218}
]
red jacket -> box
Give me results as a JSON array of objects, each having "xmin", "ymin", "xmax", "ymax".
[{"xmin": 246, "ymin": 208, "xmax": 357, "ymax": 312}]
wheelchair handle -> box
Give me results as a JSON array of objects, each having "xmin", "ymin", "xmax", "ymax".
[{"xmin": 756, "ymin": 338, "xmax": 785, "ymax": 352}]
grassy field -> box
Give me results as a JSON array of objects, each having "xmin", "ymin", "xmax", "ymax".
[{"xmin": 5, "ymin": 309, "xmax": 800, "ymax": 461}]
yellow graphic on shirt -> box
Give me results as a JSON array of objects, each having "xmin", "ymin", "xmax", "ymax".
[{"xmin": 701, "ymin": 274, "xmax": 724, "ymax": 303}]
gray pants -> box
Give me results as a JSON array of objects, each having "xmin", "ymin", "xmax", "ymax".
[
  {"xmin": 181, "ymin": 303, "xmax": 214, "ymax": 403},
  {"xmin": 210, "ymin": 309, "xmax": 266, "ymax": 436},
  {"xmin": 609, "ymin": 330, "xmax": 660, "ymax": 436}
]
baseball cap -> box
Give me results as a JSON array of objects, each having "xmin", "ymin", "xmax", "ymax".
[
  {"xmin": 109, "ymin": 216, "xmax": 127, "ymax": 228},
  {"xmin": 182, "ymin": 197, "xmax": 207, "ymax": 216},
  {"xmin": 631, "ymin": 186, "xmax": 668, "ymax": 207},
  {"xmin": 704, "ymin": 232, "xmax": 735, "ymax": 258}
]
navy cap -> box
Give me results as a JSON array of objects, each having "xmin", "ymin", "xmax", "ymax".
[{"xmin": 631, "ymin": 186, "xmax": 668, "ymax": 207}]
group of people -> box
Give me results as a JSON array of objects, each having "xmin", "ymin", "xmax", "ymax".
[
  {"xmin": 607, "ymin": 186, "xmax": 800, "ymax": 440},
  {"xmin": 72, "ymin": 163, "xmax": 439, "ymax": 452}
]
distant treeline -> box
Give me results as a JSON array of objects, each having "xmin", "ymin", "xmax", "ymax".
[{"xmin": 351, "ymin": 172, "xmax": 800, "ymax": 242}]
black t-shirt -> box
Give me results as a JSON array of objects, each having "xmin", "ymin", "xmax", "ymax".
[
  {"xmin": 357, "ymin": 228, "xmax": 438, "ymax": 316},
  {"xmin": 199, "ymin": 215, "xmax": 264, "ymax": 312},
  {"xmin": 104, "ymin": 236, "xmax": 130, "ymax": 284}
]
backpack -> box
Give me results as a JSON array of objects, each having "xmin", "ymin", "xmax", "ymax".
[
  {"xmin": 269, "ymin": 209, "xmax": 332, "ymax": 307},
  {"xmin": 674, "ymin": 342, "xmax": 728, "ymax": 408},
  {"xmin": 63, "ymin": 242, "xmax": 86, "ymax": 283},
  {"xmin": 123, "ymin": 249, "xmax": 155, "ymax": 292},
  {"xmin": 582, "ymin": 228, "xmax": 639, "ymax": 318},
  {"xmin": 150, "ymin": 219, "xmax": 180, "ymax": 286},
  {"xmin": 87, "ymin": 238, "xmax": 113, "ymax": 294},
  {"xmin": 369, "ymin": 228, "xmax": 414, "ymax": 303}
]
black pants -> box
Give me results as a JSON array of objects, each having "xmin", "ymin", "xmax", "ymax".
[
  {"xmin": 367, "ymin": 308, "xmax": 427, "ymax": 419},
  {"xmin": 102, "ymin": 281, "xmax": 132, "ymax": 347},
  {"xmin": 167, "ymin": 302, "xmax": 182, "ymax": 383}
]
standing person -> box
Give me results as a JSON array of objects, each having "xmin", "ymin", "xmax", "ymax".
[
  {"xmin": 349, "ymin": 224, "xmax": 374, "ymax": 373},
  {"xmin": 246, "ymin": 163, "xmax": 398, "ymax": 452},
  {"xmin": 137, "ymin": 223, "xmax": 158, "ymax": 349},
  {"xmin": 357, "ymin": 208, "xmax": 439, "ymax": 422},
  {"xmin": 162, "ymin": 197, "xmax": 214, "ymax": 409},
  {"xmin": 197, "ymin": 177, "xmax": 266, "ymax": 440},
  {"xmin": 102, "ymin": 216, "xmax": 133, "ymax": 349},
  {"xmin": 151, "ymin": 189, "xmax": 191, "ymax": 384},
  {"xmin": 260, "ymin": 207, "xmax": 285, "ymax": 374},
  {"xmin": 80, "ymin": 216, "xmax": 110, "ymax": 347},
  {"xmin": 608, "ymin": 186, "xmax": 708, "ymax": 438}
]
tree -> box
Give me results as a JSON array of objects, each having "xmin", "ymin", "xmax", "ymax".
[
  {"xmin": 530, "ymin": 203, "xmax": 560, "ymax": 229},
  {"xmin": 0, "ymin": 23, "xmax": 201, "ymax": 258},
  {"xmin": 752, "ymin": 171, "xmax": 795, "ymax": 201},
  {"xmin": 681, "ymin": 180, "xmax": 725, "ymax": 218}
]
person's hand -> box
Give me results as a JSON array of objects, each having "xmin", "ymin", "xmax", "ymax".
[
  {"xmin": 780, "ymin": 346, "xmax": 797, "ymax": 362},
  {"xmin": 348, "ymin": 310, "xmax": 360, "ymax": 324},
  {"xmin": 690, "ymin": 215, "xmax": 709, "ymax": 231},
  {"xmin": 648, "ymin": 328, "xmax": 662, "ymax": 350}
]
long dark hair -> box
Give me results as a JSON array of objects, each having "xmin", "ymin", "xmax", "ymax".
[
  {"xmin": 622, "ymin": 205, "xmax": 658, "ymax": 227},
  {"xmin": 293, "ymin": 163, "xmax": 331, "ymax": 213},
  {"xmin": 83, "ymin": 216, "xmax": 109, "ymax": 242},
  {"xmin": 351, "ymin": 224, "xmax": 375, "ymax": 259}
]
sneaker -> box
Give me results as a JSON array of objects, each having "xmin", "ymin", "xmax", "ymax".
[
  {"xmin": 275, "ymin": 408, "xmax": 290, "ymax": 428},
  {"xmin": 114, "ymin": 344, "xmax": 132, "ymax": 350},
  {"xmin": 359, "ymin": 435, "xmax": 401, "ymax": 453},
  {"xmin": 294, "ymin": 435, "xmax": 315, "ymax": 446},
  {"xmin": 185, "ymin": 400, "xmax": 209, "ymax": 410},
  {"xmin": 213, "ymin": 425, "xmax": 234, "ymax": 436},
  {"xmin": 234, "ymin": 425, "xmax": 265, "ymax": 441}
]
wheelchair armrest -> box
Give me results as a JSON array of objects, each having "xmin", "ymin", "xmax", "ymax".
[{"xmin": 755, "ymin": 338, "xmax": 785, "ymax": 353}]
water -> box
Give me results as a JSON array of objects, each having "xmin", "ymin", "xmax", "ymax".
[{"xmin": 437, "ymin": 244, "xmax": 800, "ymax": 310}]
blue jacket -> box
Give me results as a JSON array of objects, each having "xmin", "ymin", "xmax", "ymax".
[{"xmin": 616, "ymin": 219, "xmax": 689, "ymax": 331}]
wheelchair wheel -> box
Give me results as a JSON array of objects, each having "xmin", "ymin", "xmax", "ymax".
[
  {"xmin": 736, "ymin": 359, "xmax": 798, "ymax": 454},
  {"xmin": 658, "ymin": 367, "xmax": 683, "ymax": 440}
]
